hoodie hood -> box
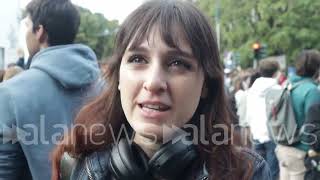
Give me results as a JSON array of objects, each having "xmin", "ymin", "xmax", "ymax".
[
  {"xmin": 289, "ymin": 74, "xmax": 314, "ymax": 84},
  {"xmin": 249, "ymin": 77, "xmax": 278, "ymax": 96},
  {"xmin": 30, "ymin": 44, "xmax": 100, "ymax": 88}
]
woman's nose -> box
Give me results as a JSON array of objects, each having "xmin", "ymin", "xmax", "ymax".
[{"xmin": 143, "ymin": 65, "xmax": 168, "ymax": 93}]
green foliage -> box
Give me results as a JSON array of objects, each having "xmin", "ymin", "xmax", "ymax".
[
  {"xmin": 197, "ymin": 0, "xmax": 320, "ymax": 68},
  {"xmin": 75, "ymin": 7, "xmax": 119, "ymax": 60}
]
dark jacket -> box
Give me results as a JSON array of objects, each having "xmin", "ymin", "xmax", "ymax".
[
  {"xmin": 69, "ymin": 147, "xmax": 271, "ymax": 180},
  {"xmin": 304, "ymin": 103, "xmax": 320, "ymax": 180},
  {"xmin": 16, "ymin": 57, "xmax": 25, "ymax": 69},
  {"xmin": 302, "ymin": 103, "xmax": 320, "ymax": 151},
  {"xmin": 0, "ymin": 44, "xmax": 100, "ymax": 180}
]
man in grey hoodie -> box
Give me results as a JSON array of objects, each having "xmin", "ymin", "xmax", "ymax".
[{"xmin": 0, "ymin": 0, "xmax": 100, "ymax": 179}]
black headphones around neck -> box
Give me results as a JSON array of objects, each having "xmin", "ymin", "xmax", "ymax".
[{"xmin": 109, "ymin": 136, "xmax": 198, "ymax": 180}]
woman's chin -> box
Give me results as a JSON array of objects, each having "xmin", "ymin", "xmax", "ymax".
[{"xmin": 133, "ymin": 123, "xmax": 165, "ymax": 142}]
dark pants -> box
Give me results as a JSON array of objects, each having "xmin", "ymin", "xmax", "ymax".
[{"xmin": 253, "ymin": 140, "xmax": 279, "ymax": 180}]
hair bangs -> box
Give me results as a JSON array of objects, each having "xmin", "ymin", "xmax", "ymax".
[
  {"xmin": 125, "ymin": 1, "xmax": 189, "ymax": 55},
  {"xmin": 130, "ymin": 0, "xmax": 221, "ymax": 79}
]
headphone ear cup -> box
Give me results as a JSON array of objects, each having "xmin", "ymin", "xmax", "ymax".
[
  {"xmin": 149, "ymin": 136, "xmax": 198, "ymax": 179},
  {"xmin": 109, "ymin": 138, "xmax": 149, "ymax": 180}
]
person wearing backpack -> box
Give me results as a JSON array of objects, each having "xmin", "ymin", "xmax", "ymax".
[
  {"xmin": 246, "ymin": 58, "xmax": 281, "ymax": 180},
  {"xmin": 275, "ymin": 50, "xmax": 320, "ymax": 180}
]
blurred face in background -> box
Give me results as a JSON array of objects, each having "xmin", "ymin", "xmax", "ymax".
[{"xmin": 118, "ymin": 27, "xmax": 205, "ymax": 142}]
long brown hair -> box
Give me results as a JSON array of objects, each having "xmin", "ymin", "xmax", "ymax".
[{"xmin": 52, "ymin": 1, "xmax": 253, "ymax": 179}]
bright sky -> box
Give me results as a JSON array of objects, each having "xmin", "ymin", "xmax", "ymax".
[{"xmin": 21, "ymin": 0, "xmax": 145, "ymax": 23}]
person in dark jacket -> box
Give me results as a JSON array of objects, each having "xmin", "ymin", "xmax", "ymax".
[
  {"xmin": 303, "ymin": 103, "xmax": 320, "ymax": 151},
  {"xmin": 16, "ymin": 48, "xmax": 25, "ymax": 69},
  {"xmin": 0, "ymin": 0, "xmax": 100, "ymax": 179},
  {"xmin": 303, "ymin": 103, "xmax": 320, "ymax": 180},
  {"xmin": 52, "ymin": 1, "xmax": 271, "ymax": 180}
]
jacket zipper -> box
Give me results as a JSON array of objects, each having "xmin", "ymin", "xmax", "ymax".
[
  {"xmin": 199, "ymin": 162, "xmax": 209, "ymax": 180},
  {"xmin": 85, "ymin": 157, "xmax": 94, "ymax": 180}
]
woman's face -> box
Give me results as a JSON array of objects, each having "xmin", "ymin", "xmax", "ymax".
[{"xmin": 119, "ymin": 28, "xmax": 205, "ymax": 142}]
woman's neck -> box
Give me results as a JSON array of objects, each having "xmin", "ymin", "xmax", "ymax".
[{"xmin": 133, "ymin": 134, "xmax": 162, "ymax": 158}]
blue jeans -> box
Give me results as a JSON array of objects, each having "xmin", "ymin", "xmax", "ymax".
[{"xmin": 253, "ymin": 140, "xmax": 279, "ymax": 180}]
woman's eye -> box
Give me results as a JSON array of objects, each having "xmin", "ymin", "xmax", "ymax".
[
  {"xmin": 128, "ymin": 55, "xmax": 147, "ymax": 64},
  {"xmin": 169, "ymin": 59, "xmax": 191, "ymax": 70}
]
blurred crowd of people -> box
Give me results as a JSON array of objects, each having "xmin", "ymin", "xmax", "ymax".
[{"xmin": 225, "ymin": 50, "xmax": 320, "ymax": 180}]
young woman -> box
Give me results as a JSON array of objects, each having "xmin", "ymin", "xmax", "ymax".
[{"xmin": 52, "ymin": 1, "xmax": 271, "ymax": 179}]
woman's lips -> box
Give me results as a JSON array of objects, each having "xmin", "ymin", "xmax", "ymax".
[{"xmin": 138, "ymin": 103, "xmax": 171, "ymax": 119}]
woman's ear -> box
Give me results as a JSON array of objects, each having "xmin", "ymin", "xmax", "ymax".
[{"xmin": 201, "ymin": 82, "xmax": 208, "ymax": 98}]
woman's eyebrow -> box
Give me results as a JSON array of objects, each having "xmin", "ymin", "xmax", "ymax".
[
  {"xmin": 128, "ymin": 46, "xmax": 148, "ymax": 53},
  {"xmin": 127, "ymin": 45, "xmax": 195, "ymax": 60},
  {"xmin": 166, "ymin": 49, "xmax": 195, "ymax": 59}
]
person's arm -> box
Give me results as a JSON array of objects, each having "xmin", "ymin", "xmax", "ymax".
[
  {"xmin": 300, "ymin": 88, "xmax": 320, "ymax": 148},
  {"xmin": 302, "ymin": 103, "xmax": 320, "ymax": 151},
  {"xmin": 304, "ymin": 88, "xmax": 320, "ymax": 115},
  {"xmin": 0, "ymin": 86, "xmax": 30, "ymax": 179}
]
